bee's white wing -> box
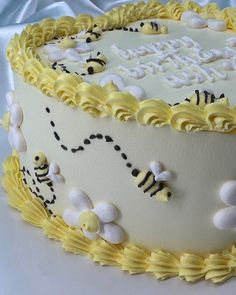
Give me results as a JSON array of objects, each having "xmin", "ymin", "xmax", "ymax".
[
  {"xmin": 149, "ymin": 161, "xmax": 162, "ymax": 177},
  {"xmin": 10, "ymin": 102, "xmax": 23, "ymax": 127},
  {"xmin": 155, "ymin": 171, "xmax": 174, "ymax": 182},
  {"xmin": 48, "ymin": 163, "xmax": 64, "ymax": 183}
]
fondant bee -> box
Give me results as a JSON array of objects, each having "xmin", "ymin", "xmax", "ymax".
[
  {"xmin": 121, "ymin": 22, "xmax": 168, "ymax": 35},
  {"xmin": 33, "ymin": 152, "xmax": 51, "ymax": 185},
  {"xmin": 84, "ymin": 25, "xmax": 102, "ymax": 43},
  {"xmin": 185, "ymin": 90, "xmax": 225, "ymax": 106},
  {"xmin": 140, "ymin": 21, "xmax": 168, "ymax": 35},
  {"xmin": 84, "ymin": 52, "xmax": 107, "ymax": 75},
  {"xmin": 132, "ymin": 161, "xmax": 173, "ymax": 202},
  {"xmin": 33, "ymin": 152, "xmax": 64, "ymax": 185}
]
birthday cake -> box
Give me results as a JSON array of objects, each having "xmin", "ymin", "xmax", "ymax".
[{"xmin": 2, "ymin": 0, "xmax": 236, "ymax": 283}]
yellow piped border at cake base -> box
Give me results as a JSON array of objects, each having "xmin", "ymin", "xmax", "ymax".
[
  {"xmin": 2, "ymin": 152, "xmax": 236, "ymax": 284},
  {"xmin": 6, "ymin": 1, "xmax": 236, "ymax": 133}
]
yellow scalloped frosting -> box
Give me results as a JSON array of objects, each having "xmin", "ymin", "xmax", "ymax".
[
  {"xmin": 6, "ymin": 1, "xmax": 236, "ymax": 133},
  {"xmin": 2, "ymin": 152, "xmax": 236, "ymax": 283}
]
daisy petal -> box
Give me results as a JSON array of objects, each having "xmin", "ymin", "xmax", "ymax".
[
  {"xmin": 44, "ymin": 44, "xmax": 60, "ymax": 54},
  {"xmin": 63, "ymin": 208, "xmax": 81, "ymax": 227},
  {"xmin": 48, "ymin": 51, "xmax": 65, "ymax": 62},
  {"xmin": 213, "ymin": 207, "xmax": 236, "ymax": 230},
  {"xmin": 64, "ymin": 48, "xmax": 84, "ymax": 62},
  {"xmin": 8, "ymin": 129, "xmax": 14, "ymax": 147},
  {"xmin": 93, "ymin": 202, "xmax": 118, "ymax": 223},
  {"xmin": 76, "ymin": 42, "xmax": 93, "ymax": 53},
  {"xmin": 11, "ymin": 127, "xmax": 27, "ymax": 152},
  {"xmin": 5, "ymin": 91, "xmax": 14, "ymax": 109},
  {"xmin": 69, "ymin": 189, "xmax": 93, "ymax": 211},
  {"xmin": 10, "ymin": 102, "xmax": 23, "ymax": 127},
  {"xmin": 83, "ymin": 230, "xmax": 98, "ymax": 241},
  {"xmin": 99, "ymin": 223, "xmax": 125, "ymax": 244}
]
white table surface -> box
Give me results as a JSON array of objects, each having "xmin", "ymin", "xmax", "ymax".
[{"xmin": 1, "ymin": 128, "xmax": 236, "ymax": 295}]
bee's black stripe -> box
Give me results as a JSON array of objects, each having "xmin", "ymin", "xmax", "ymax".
[
  {"xmin": 150, "ymin": 183, "xmax": 164, "ymax": 197},
  {"xmin": 195, "ymin": 90, "xmax": 200, "ymax": 105},
  {"xmin": 34, "ymin": 164, "xmax": 48, "ymax": 170},
  {"xmin": 36, "ymin": 171, "xmax": 48, "ymax": 178},
  {"xmin": 143, "ymin": 177, "xmax": 156, "ymax": 193},
  {"xmin": 204, "ymin": 91, "xmax": 208, "ymax": 104},
  {"xmin": 138, "ymin": 171, "xmax": 152, "ymax": 188},
  {"xmin": 86, "ymin": 58, "xmax": 106, "ymax": 65}
]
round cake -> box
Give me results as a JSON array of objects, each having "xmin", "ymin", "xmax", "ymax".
[{"xmin": 2, "ymin": 0, "xmax": 236, "ymax": 283}]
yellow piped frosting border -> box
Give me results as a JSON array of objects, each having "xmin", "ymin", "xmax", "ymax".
[
  {"xmin": 6, "ymin": 1, "xmax": 236, "ymax": 133},
  {"xmin": 2, "ymin": 152, "xmax": 236, "ymax": 283}
]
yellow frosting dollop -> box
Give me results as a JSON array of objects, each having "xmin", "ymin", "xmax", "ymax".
[
  {"xmin": 58, "ymin": 37, "xmax": 77, "ymax": 49},
  {"xmin": 79, "ymin": 211, "xmax": 100, "ymax": 233}
]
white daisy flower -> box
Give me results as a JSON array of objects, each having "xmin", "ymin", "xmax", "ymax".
[
  {"xmin": 44, "ymin": 37, "xmax": 92, "ymax": 63},
  {"xmin": 0, "ymin": 91, "xmax": 27, "ymax": 152},
  {"xmin": 63, "ymin": 189, "xmax": 125, "ymax": 244}
]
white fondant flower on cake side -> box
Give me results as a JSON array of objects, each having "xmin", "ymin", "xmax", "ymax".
[
  {"xmin": 44, "ymin": 37, "xmax": 93, "ymax": 62},
  {"xmin": 0, "ymin": 91, "xmax": 27, "ymax": 152},
  {"xmin": 214, "ymin": 181, "xmax": 236, "ymax": 230},
  {"xmin": 63, "ymin": 189, "xmax": 125, "ymax": 244}
]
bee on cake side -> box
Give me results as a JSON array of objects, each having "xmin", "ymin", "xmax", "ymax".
[{"xmin": 131, "ymin": 161, "xmax": 174, "ymax": 202}]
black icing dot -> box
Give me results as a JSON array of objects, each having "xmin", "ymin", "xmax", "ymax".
[
  {"xmin": 90, "ymin": 134, "xmax": 96, "ymax": 139},
  {"xmin": 121, "ymin": 153, "xmax": 127, "ymax": 160},
  {"xmin": 84, "ymin": 139, "xmax": 90, "ymax": 145},
  {"xmin": 105, "ymin": 136, "xmax": 113, "ymax": 142},
  {"xmin": 61, "ymin": 144, "xmax": 68, "ymax": 151},
  {"xmin": 131, "ymin": 169, "xmax": 139, "ymax": 177},
  {"xmin": 126, "ymin": 163, "xmax": 132, "ymax": 168},
  {"xmin": 45, "ymin": 107, "xmax": 50, "ymax": 113},
  {"xmin": 54, "ymin": 132, "xmax": 60, "ymax": 141},
  {"xmin": 35, "ymin": 156, "xmax": 39, "ymax": 161},
  {"xmin": 97, "ymin": 134, "xmax": 103, "ymax": 139},
  {"xmin": 71, "ymin": 149, "xmax": 76, "ymax": 153},
  {"xmin": 114, "ymin": 145, "xmax": 121, "ymax": 151},
  {"xmin": 50, "ymin": 121, "xmax": 55, "ymax": 127}
]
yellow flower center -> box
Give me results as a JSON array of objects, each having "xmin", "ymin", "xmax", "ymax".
[
  {"xmin": 79, "ymin": 211, "xmax": 100, "ymax": 233},
  {"xmin": 2, "ymin": 112, "xmax": 10, "ymax": 130},
  {"xmin": 58, "ymin": 37, "xmax": 77, "ymax": 49}
]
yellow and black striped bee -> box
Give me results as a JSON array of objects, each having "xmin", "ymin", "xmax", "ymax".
[
  {"xmin": 139, "ymin": 21, "xmax": 168, "ymax": 35},
  {"xmin": 84, "ymin": 52, "xmax": 107, "ymax": 75},
  {"xmin": 85, "ymin": 25, "xmax": 102, "ymax": 43},
  {"xmin": 131, "ymin": 161, "xmax": 173, "ymax": 202},
  {"xmin": 185, "ymin": 90, "xmax": 225, "ymax": 107},
  {"xmin": 33, "ymin": 152, "xmax": 52, "ymax": 187}
]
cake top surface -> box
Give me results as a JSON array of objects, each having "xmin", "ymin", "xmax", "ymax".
[{"xmin": 7, "ymin": 0, "xmax": 236, "ymax": 133}]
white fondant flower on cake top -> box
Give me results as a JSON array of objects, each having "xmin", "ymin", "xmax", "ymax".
[
  {"xmin": 99, "ymin": 73, "xmax": 146, "ymax": 100},
  {"xmin": 63, "ymin": 189, "xmax": 125, "ymax": 244},
  {"xmin": 44, "ymin": 37, "xmax": 93, "ymax": 62},
  {"xmin": 0, "ymin": 91, "xmax": 26, "ymax": 152}
]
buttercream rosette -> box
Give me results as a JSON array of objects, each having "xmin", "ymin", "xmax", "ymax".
[{"xmin": 63, "ymin": 189, "xmax": 125, "ymax": 244}]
